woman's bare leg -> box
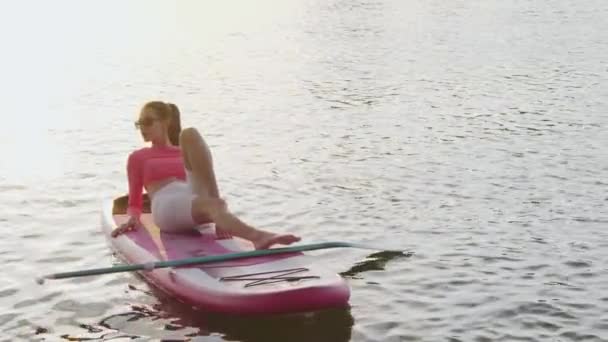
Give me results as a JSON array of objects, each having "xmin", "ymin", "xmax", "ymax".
[
  {"xmin": 179, "ymin": 127, "xmax": 300, "ymax": 249},
  {"xmin": 179, "ymin": 127, "xmax": 230, "ymax": 238}
]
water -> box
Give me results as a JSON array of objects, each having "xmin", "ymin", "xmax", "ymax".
[{"xmin": 1, "ymin": 0, "xmax": 607, "ymax": 340}]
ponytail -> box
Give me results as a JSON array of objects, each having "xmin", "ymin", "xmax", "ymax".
[{"xmin": 166, "ymin": 103, "xmax": 181, "ymax": 146}]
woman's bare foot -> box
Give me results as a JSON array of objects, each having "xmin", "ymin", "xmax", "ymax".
[{"xmin": 253, "ymin": 231, "xmax": 301, "ymax": 250}]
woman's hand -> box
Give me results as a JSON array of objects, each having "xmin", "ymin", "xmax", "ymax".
[{"xmin": 111, "ymin": 216, "xmax": 140, "ymax": 237}]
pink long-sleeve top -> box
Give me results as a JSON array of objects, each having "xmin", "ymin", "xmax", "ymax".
[{"xmin": 127, "ymin": 145, "xmax": 186, "ymax": 217}]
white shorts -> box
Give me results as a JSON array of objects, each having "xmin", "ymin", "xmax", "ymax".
[{"xmin": 150, "ymin": 172, "xmax": 198, "ymax": 232}]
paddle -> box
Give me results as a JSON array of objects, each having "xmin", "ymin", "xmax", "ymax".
[{"xmin": 36, "ymin": 241, "xmax": 407, "ymax": 284}]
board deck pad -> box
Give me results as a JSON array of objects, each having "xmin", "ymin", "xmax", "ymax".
[{"xmin": 116, "ymin": 214, "xmax": 300, "ymax": 270}]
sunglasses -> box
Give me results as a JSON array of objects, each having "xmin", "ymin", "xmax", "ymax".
[{"xmin": 134, "ymin": 117, "xmax": 158, "ymax": 129}]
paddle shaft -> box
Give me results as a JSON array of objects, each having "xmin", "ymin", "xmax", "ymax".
[{"xmin": 41, "ymin": 241, "xmax": 392, "ymax": 282}]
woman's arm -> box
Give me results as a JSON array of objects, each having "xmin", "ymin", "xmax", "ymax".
[
  {"xmin": 112, "ymin": 152, "xmax": 143, "ymax": 237},
  {"xmin": 126, "ymin": 151, "xmax": 144, "ymax": 218}
]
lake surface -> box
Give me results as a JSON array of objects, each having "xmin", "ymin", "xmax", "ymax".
[{"xmin": 1, "ymin": 0, "xmax": 607, "ymax": 341}]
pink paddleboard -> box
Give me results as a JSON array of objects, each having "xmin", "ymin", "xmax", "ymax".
[{"xmin": 101, "ymin": 198, "xmax": 350, "ymax": 314}]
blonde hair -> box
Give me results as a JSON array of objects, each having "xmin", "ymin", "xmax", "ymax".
[{"xmin": 141, "ymin": 101, "xmax": 181, "ymax": 146}]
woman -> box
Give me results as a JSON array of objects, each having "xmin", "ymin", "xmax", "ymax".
[{"xmin": 111, "ymin": 101, "xmax": 300, "ymax": 249}]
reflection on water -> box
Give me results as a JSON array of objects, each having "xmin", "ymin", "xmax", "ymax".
[
  {"xmin": 61, "ymin": 283, "xmax": 354, "ymax": 341},
  {"xmin": 341, "ymin": 251, "xmax": 413, "ymax": 279}
]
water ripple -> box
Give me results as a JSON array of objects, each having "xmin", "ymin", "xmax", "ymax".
[{"xmin": 3, "ymin": 0, "xmax": 608, "ymax": 340}]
